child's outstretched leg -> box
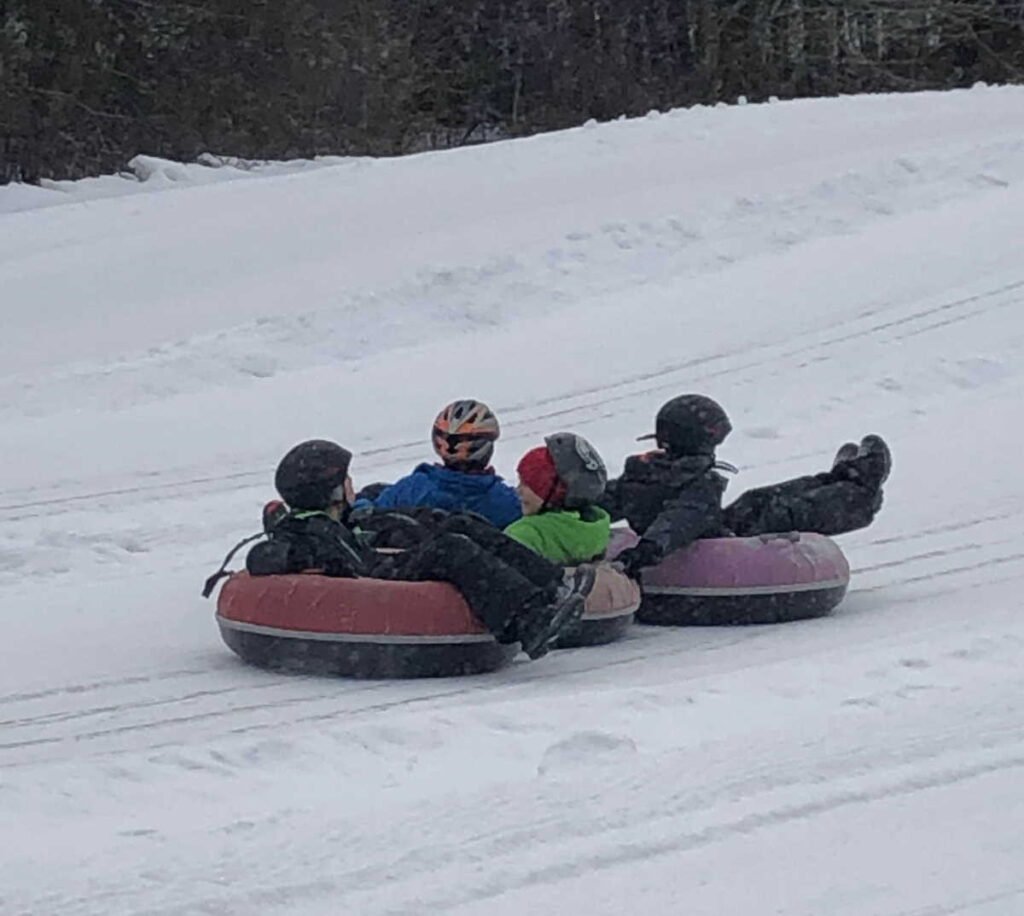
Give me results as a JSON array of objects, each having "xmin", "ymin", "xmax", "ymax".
[
  {"xmin": 723, "ymin": 435, "xmax": 891, "ymax": 537},
  {"xmin": 438, "ymin": 513, "xmax": 558, "ymax": 589}
]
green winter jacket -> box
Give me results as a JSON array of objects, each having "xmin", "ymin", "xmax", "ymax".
[{"xmin": 504, "ymin": 505, "xmax": 612, "ymax": 565}]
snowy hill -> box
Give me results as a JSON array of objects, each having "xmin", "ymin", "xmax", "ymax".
[{"xmin": 2, "ymin": 87, "xmax": 1024, "ymax": 915}]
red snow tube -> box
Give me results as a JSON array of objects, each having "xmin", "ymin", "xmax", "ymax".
[
  {"xmin": 216, "ymin": 563, "xmax": 640, "ymax": 677},
  {"xmin": 608, "ymin": 529, "xmax": 850, "ymax": 625},
  {"xmin": 217, "ymin": 573, "xmax": 516, "ymax": 678}
]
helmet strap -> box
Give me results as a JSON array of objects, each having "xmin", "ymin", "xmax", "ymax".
[
  {"xmin": 445, "ymin": 460, "xmax": 491, "ymax": 474},
  {"xmin": 539, "ymin": 475, "xmax": 562, "ymax": 513}
]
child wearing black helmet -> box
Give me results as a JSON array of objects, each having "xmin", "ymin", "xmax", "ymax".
[
  {"xmin": 606, "ymin": 395, "xmax": 892, "ymax": 577},
  {"xmin": 221, "ymin": 439, "xmax": 595, "ymax": 660}
]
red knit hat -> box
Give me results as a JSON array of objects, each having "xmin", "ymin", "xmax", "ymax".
[{"xmin": 517, "ymin": 446, "xmax": 568, "ymax": 508}]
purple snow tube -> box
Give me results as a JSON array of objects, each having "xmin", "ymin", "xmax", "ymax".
[{"xmin": 608, "ymin": 529, "xmax": 850, "ymax": 625}]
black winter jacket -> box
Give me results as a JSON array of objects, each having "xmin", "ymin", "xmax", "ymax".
[
  {"xmin": 601, "ymin": 452, "xmax": 733, "ymax": 555},
  {"xmin": 246, "ymin": 511, "xmax": 380, "ymax": 578}
]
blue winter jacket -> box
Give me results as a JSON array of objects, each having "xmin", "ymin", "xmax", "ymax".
[{"xmin": 370, "ymin": 463, "xmax": 523, "ymax": 528}]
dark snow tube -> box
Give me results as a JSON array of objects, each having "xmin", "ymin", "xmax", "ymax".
[
  {"xmin": 608, "ymin": 529, "xmax": 850, "ymax": 626},
  {"xmin": 555, "ymin": 563, "xmax": 641, "ymax": 648},
  {"xmin": 216, "ymin": 573, "xmax": 516, "ymax": 678}
]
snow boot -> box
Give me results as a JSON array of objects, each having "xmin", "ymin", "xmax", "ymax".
[
  {"xmin": 518, "ymin": 564, "xmax": 597, "ymax": 660},
  {"xmin": 833, "ymin": 435, "xmax": 891, "ymax": 491},
  {"xmin": 858, "ymin": 435, "xmax": 892, "ymax": 486},
  {"xmin": 832, "ymin": 441, "xmax": 859, "ymax": 470}
]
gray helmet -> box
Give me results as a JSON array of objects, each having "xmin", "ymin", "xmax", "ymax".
[{"xmin": 543, "ymin": 432, "xmax": 607, "ymax": 509}]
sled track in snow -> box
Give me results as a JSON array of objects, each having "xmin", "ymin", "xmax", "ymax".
[
  {"xmin": 356, "ymin": 745, "xmax": 1024, "ymax": 916},
  {"xmin": 0, "ymin": 631, "xmax": 761, "ymax": 766},
  {"xmin": 35, "ymin": 703, "xmax": 1024, "ymax": 916},
  {"xmin": 505, "ymin": 278, "xmax": 1024, "ymax": 422},
  {"xmin": 0, "ymin": 278, "xmax": 1020, "ymax": 524}
]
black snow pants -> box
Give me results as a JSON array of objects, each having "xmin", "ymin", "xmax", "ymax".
[
  {"xmin": 372, "ymin": 514, "xmax": 564, "ymax": 642},
  {"xmin": 723, "ymin": 472, "xmax": 883, "ymax": 538}
]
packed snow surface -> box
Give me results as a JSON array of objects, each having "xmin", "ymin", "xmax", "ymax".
[{"xmin": 2, "ymin": 87, "xmax": 1024, "ymax": 915}]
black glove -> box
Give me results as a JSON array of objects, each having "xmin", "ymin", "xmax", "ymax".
[
  {"xmin": 354, "ymin": 481, "xmax": 391, "ymax": 503},
  {"xmin": 357, "ymin": 511, "xmax": 427, "ymax": 549},
  {"xmin": 615, "ymin": 539, "xmax": 663, "ymax": 580},
  {"xmin": 405, "ymin": 506, "xmax": 452, "ymax": 530}
]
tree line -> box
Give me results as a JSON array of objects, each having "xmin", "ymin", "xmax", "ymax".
[{"xmin": 2, "ymin": 0, "xmax": 1023, "ymax": 184}]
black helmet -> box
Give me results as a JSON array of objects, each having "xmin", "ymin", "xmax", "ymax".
[
  {"xmin": 274, "ymin": 440, "xmax": 352, "ymax": 510},
  {"xmin": 639, "ymin": 395, "xmax": 732, "ymax": 456},
  {"xmin": 544, "ymin": 432, "xmax": 607, "ymax": 508}
]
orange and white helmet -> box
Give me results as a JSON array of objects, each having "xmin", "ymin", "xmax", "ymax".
[{"xmin": 432, "ymin": 399, "xmax": 500, "ymax": 469}]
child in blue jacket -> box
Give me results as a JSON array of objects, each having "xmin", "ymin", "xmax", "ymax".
[{"xmin": 366, "ymin": 399, "xmax": 522, "ymax": 528}]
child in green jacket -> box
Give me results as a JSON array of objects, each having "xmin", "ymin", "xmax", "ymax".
[{"xmin": 504, "ymin": 433, "xmax": 612, "ymax": 565}]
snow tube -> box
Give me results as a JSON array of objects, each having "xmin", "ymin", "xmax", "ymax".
[
  {"xmin": 608, "ymin": 529, "xmax": 849, "ymax": 625},
  {"xmin": 216, "ymin": 573, "xmax": 516, "ymax": 678},
  {"xmin": 555, "ymin": 563, "xmax": 641, "ymax": 648}
]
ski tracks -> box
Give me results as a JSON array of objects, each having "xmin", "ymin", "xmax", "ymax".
[{"xmin": 0, "ymin": 271, "xmax": 1020, "ymax": 528}]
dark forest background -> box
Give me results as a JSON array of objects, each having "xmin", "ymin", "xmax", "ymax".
[{"xmin": 3, "ymin": 0, "xmax": 1023, "ymax": 184}]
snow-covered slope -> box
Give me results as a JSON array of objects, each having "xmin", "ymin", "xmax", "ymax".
[{"xmin": 1, "ymin": 87, "xmax": 1023, "ymax": 915}]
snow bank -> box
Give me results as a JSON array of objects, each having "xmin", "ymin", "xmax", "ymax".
[{"xmin": 0, "ymin": 152, "xmax": 354, "ymax": 215}]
